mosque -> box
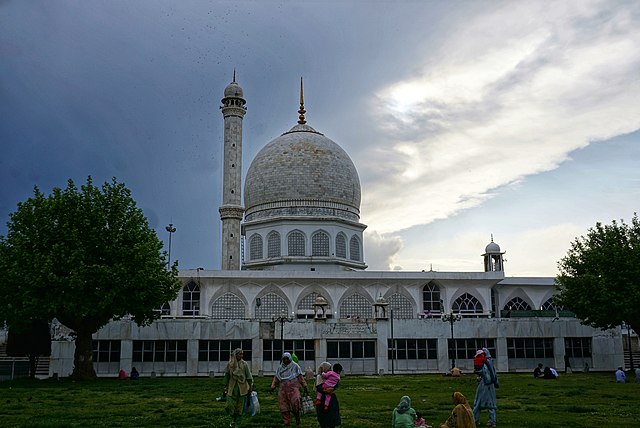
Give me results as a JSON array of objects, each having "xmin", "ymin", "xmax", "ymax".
[{"xmin": 48, "ymin": 77, "xmax": 623, "ymax": 378}]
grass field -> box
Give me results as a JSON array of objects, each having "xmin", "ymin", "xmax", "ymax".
[{"xmin": 1, "ymin": 372, "xmax": 639, "ymax": 427}]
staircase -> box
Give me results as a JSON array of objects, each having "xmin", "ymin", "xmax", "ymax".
[{"xmin": 0, "ymin": 342, "xmax": 50, "ymax": 380}]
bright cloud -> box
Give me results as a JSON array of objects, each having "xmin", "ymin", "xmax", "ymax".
[{"xmin": 361, "ymin": 1, "xmax": 640, "ymax": 236}]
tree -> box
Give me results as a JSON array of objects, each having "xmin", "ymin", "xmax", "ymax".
[
  {"xmin": 0, "ymin": 177, "xmax": 181, "ymax": 379},
  {"xmin": 7, "ymin": 320, "xmax": 51, "ymax": 378},
  {"xmin": 556, "ymin": 214, "xmax": 640, "ymax": 336}
]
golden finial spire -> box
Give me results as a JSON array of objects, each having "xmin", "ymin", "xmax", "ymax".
[{"xmin": 298, "ymin": 77, "xmax": 306, "ymax": 125}]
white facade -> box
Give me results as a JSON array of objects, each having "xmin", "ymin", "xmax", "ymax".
[{"xmin": 41, "ymin": 78, "xmax": 625, "ymax": 377}]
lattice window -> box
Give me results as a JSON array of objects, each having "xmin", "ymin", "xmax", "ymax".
[
  {"xmin": 335, "ymin": 233, "xmax": 347, "ymax": 258},
  {"xmin": 249, "ymin": 234, "xmax": 263, "ymax": 260},
  {"xmin": 267, "ymin": 231, "xmax": 281, "ymax": 258},
  {"xmin": 504, "ymin": 297, "xmax": 532, "ymax": 311},
  {"xmin": 564, "ymin": 337, "xmax": 592, "ymax": 358},
  {"xmin": 199, "ymin": 339, "xmax": 252, "ymax": 362},
  {"xmin": 92, "ymin": 340, "xmax": 121, "ymax": 363},
  {"xmin": 287, "ymin": 231, "xmax": 306, "ymax": 256},
  {"xmin": 211, "ymin": 293, "xmax": 245, "ymax": 319},
  {"xmin": 507, "ymin": 338, "xmax": 554, "ymax": 358},
  {"xmin": 449, "ymin": 339, "xmax": 496, "ymax": 360},
  {"xmin": 298, "ymin": 292, "xmax": 318, "ymax": 311},
  {"xmin": 388, "ymin": 339, "xmax": 438, "ymax": 360},
  {"xmin": 452, "ymin": 293, "xmax": 483, "ymax": 315},
  {"xmin": 349, "ymin": 236, "xmax": 361, "ymax": 261},
  {"xmin": 339, "ymin": 293, "xmax": 372, "ymax": 318},
  {"xmin": 312, "ymin": 231, "xmax": 330, "ymax": 256},
  {"xmin": 182, "ymin": 281, "xmax": 200, "ymax": 316},
  {"xmin": 422, "ymin": 282, "xmax": 441, "ymax": 314},
  {"xmin": 541, "ymin": 297, "xmax": 564, "ymax": 311},
  {"xmin": 388, "ymin": 293, "xmax": 413, "ymax": 319},
  {"xmin": 255, "ymin": 292, "xmax": 288, "ymax": 320}
]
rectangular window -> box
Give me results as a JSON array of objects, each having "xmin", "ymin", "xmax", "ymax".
[
  {"xmin": 507, "ymin": 338, "xmax": 554, "ymax": 359},
  {"xmin": 327, "ymin": 340, "xmax": 376, "ymax": 359},
  {"xmin": 92, "ymin": 340, "xmax": 121, "ymax": 363},
  {"xmin": 262, "ymin": 340, "xmax": 315, "ymax": 361},
  {"xmin": 132, "ymin": 340, "xmax": 188, "ymax": 362},
  {"xmin": 448, "ymin": 338, "xmax": 496, "ymax": 360},
  {"xmin": 388, "ymin": 339, "xmax": 438, "ymax": 360},
  {"xmin": 564, "ymin": 337, "xmax": 592, "ymax": 358},
  {"xmin": 198, "ymin": 340, "xmax": 252, "ymax": 362}
]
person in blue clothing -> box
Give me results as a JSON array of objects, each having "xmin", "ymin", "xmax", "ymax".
[{"xmin": 473, "ymin": 348, "xmax": 498, "ymax": 427}]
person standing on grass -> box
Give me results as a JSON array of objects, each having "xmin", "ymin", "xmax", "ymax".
[
  {"xmin": 223, "ymin": 348, "xmax": 254, "ymax": 428},
  {"xmin": 316, "ymin": 362, "xmax": 342, "ymax": 428},
  {"xmin": 271, "ymin": 352, "xmax": 308, "ymax": 427},
  {"xmin": 392, "ymin": 395, "xmax": 417, "ymax": 428},
  {"xmin": 473, "ymin": 348, "xmax": 498, "ymax": 427}
]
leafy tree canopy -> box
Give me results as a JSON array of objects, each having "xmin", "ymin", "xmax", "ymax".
[
  {"xmin": 556, "ymin": 213, "xmax": 640, "ymax": 335},
  {"xmin": 0, "ymin": 177, "xmax": 181, "ymax": 379}
]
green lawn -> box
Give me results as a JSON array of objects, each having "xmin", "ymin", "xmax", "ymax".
[{"xmin": 1, "ymin": 372, "xmax": 639, "ymax": 427}]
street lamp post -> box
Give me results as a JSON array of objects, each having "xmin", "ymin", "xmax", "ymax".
[
  {"xmin": 272, "ymin": 310, "xmax": 294, "ymax": 352},
  {"xmin": 441, "ymin": 300, "xmax": 462, "ymax": 370},
  {"xmin": 165, "ymin": 223, "xmax": 176, "ymax": 269}
]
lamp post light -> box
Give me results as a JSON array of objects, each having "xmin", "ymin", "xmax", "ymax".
[
  {"xmin": 272, "ymin": 310, "xmax": 294, "ymax": 351},
  {"xmin": 165, "ymin": 223, "xmax": 176, "ymax": 269},
  {"xmin": 441, "ymin": 300, "xmax": 462, "ymax": 370}
]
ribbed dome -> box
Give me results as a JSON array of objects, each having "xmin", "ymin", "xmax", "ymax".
[{"xmin": 244, "ymin": 123, "xmax": 361, "ymax": 222}]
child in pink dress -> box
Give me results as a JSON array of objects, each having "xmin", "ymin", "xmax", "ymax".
[{"xmin": 314, "ymin": 368, "xmax": 341, "ymax": 411}]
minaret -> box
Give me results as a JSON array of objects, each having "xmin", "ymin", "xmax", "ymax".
[
  {"xmin": 219, "ymin": 71, "xmax": 246, "ymax": 270},
  {"xmin": 482, "ymin": 234, "xmax": 505, "ymax": 272}
]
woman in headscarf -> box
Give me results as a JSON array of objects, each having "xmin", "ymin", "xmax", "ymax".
[
  {"xmin": 391, "ymin": 395, "xmax": 417, "ymax": 428},
  {"xmin": 223, "ymin": 348, "xmax": 254, "ymax": 428},
  {"xmin": 271, "ymin": 352, "xmax": 308, "ymax": 427},
  {"xmin": 316, "ymin": 362, "xmax": 342, "ymax": 428},
  {"xmin": 472, "ymin": 348, "xmax": 498, "ymax": 427},
  {"xmin": 439, "ymin": 392, "xmax": 476, "ymax": 428}
]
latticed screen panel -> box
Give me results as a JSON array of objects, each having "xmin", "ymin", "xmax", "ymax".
[
  {"xmin": 388, "ymin": 293, "xmax": 413, "ymax": 319},
  {"xmin": 249, "ymin": 234, "xmax": 263, "ymax": 260},
  {"xmin": 267, "ymin": 231, "xmax": 281, "ymax": 258},
  {"xmin": 339, "ymin": 293, "xmax": 372, "ymax": 318},
  {"xmin": 298, "ymin": 292, "xmax": 318, "ymax": 311},
  {"xmin": 255, "ymin": 292, "xmax": 288, "ymax": 320},
  {"xmin": 335, "ymin": 233, "xmax": 347, "ymax": 258},
  {"xmin": 312, "ymin": 231, "xmax": 330, "ymax": 256},
  {"xmin": 349, "ymin": 236, "xmax": 360, "ymax": 261},
  {"xmin": 211, "ymin": 293, "xmax": 245, "ymax": 319},
  {"xmin": 541, "ymin": 298, "xmax": 564, "ymax": 311},
  {"xmin": 287, "ymin": 231, "xmax": 306, "ymax": 256}
]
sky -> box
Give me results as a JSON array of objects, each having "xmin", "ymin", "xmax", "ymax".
[{"xmin": 1, "ymin": 0, "xmax": 639, "ymax": 277}]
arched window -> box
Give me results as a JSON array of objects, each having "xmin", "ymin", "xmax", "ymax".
[
  {"xmin": 349, "ymin": 236, "xmax": 361, "ymax": 261},
  {"xmin": 388, "ymin": 293, "xmax": 413, "ymax": 319},
  {"xmin": 339, "ymin": 293, "xmax": 372, "ymax": 318},
  {"xmin": 182, "ymin": 281, "xmax": 200, "ymax": 316},
  {"xmin": 312, "ymin": 231, "xmax": 330, "ymax": 256},
  {"xmin": 211, "ymin": 293, "xmax": 245, "ymax": 319},
  {"xmin": 287, "ymin": 231, "xmax": 306, "ymax": 256},
  {"xmin": 541, "ymin": 297, "xmax": 564, "ymax": 311},
  {"xmin": 335, "ymin": 233, "xmax": 347, "ymax": 258},
  {"xmin": 504, "ymin": 297, "xmax": 532, "ymax": 311},
  {"xmin": 249, "ymin": 234, "xmax": 263, "ymax": 260},
  {"xmin": 422, "ymin": 282, "xmax": 441, "ymax": 314},
  {"xmin": 267, "ymin": 231, "xmax": 281, "ymax": 258},
  {"xmin": 154, "ymin": 302, "xmax": 171, "ymax": 316},
  {"xmin": 255, "ymin": 292, "xmax": 288, "ymax": 320},
  {"xmin": 452, "ymin": 293, "xmax": 483, "ymax": 316}
]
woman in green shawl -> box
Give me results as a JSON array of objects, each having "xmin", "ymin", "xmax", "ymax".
[
  {"xmin": 392, "ymin": 395, "xmax": 417, "ymax": 428},
  {"xmin": 223, "ymin": 348, "xmax": 254, "ymax": 428}
]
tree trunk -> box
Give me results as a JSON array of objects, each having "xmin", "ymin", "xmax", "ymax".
[
  {"xmin": 70, "ymin": 330, "xmax": 97, "ymax": 380},
  {"xmin": 29, "ymin": 355, "xmax": 38, "ymax": 378}
]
